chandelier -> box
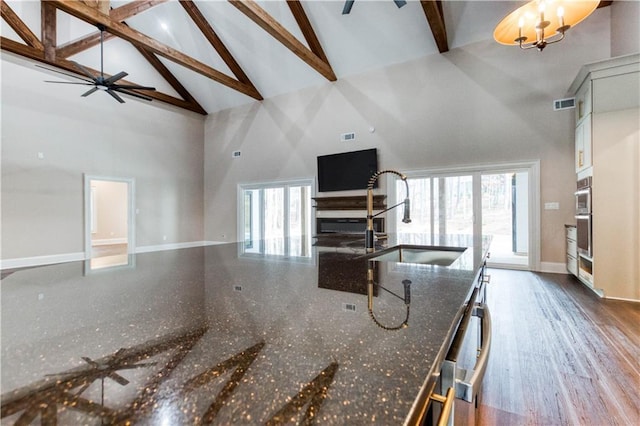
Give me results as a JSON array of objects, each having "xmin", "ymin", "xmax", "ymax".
[{"xmin": 493, "ymin": 0, "xmax": 599, "ymax": 51}]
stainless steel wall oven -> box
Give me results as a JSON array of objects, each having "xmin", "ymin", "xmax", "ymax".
[{"xmin": 575, "ymin": 177, "xmax": 592, "ymax": 258}]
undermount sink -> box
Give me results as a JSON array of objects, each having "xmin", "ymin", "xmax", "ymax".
[{"xmin": 364, "ymin": 244, "xmax": 466, "ymax": 266}]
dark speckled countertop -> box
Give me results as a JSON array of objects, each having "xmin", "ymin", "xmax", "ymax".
[{"xmin": 0, "ymin": 234, "xmax": 490, "ymax": 425}]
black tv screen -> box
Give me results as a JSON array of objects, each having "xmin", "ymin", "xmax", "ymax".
[{"xmin": 317, "ymin": 148, "xmax": 378, "ymax": 192}]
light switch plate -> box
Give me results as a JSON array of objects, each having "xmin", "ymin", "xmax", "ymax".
[{"xmin": 544, "ymin": 202, "xmax": 560, "ymax": 210}]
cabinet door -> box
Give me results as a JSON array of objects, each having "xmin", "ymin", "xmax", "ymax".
[
  {"xmin": 575, "ymin": 80, "xmax": 592, "ymax": 124},
  {"xmin": 575, "ymin": 114, "xmax": 592, "ymax": 172}
]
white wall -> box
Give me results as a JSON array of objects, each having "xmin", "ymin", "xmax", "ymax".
[
  {"xmin": 611, "ymin": 0, "xmax": 640, "ymax": 57},
  {"xmin": 1, "ymin": 57, "xmax": 205, "ymax": 260},
  {"xmin": 203, "ymin": 8, "xmax": 613, "ymax": 266}
]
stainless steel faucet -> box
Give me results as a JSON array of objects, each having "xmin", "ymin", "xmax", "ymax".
[{"xmin": 365, "ymin": 170, "xmax": 411, "ymax": 253}]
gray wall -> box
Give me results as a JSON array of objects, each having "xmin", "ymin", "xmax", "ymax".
[
  {"xmin": 611, "ymin": 0, "xmax": 640, "ymax": 57},
  {"xmin": 203, "ymin": 7, "xmax": 614, "ymax": 266},
  {"xmin": 1, "ymin": 58, "xmax": 205, "ymax": 260}
]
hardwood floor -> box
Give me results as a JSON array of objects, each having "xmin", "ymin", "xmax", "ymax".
[{"xmin": 477, "ymin": 269, "xmax": 640, "ymax": 425}]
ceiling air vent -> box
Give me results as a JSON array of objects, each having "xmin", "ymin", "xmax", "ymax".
[{"xmin": 553, "ymin": 97, "xmax": 576, "ymax": 111}]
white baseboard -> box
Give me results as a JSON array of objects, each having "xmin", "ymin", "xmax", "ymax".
[
  {"xmin": 0, "ymin": 241, "xmax": 225, "ymax": 270},
  {"xmin": 134, "ymin": 241, "xmax": 217, "ymax": 254},
  {"xmin": 92, "ymin": 238, "xmax": 128, "ymax": 246},
  {"xmin": 539, "ymin": 262, "xmax": 568, "ymax": 274},
  {"xmin": 0, "ymin": 252, "xmax": 85, "ymax": 270}
]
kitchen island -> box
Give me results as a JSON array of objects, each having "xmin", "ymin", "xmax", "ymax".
[{"xmin": 0, "ymin": 234, "xmax": 490, "ymax": 425}]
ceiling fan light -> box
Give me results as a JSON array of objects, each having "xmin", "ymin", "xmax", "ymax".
[{"xmin": 493, "ymin": 0, "xmax": 599, "ymax": 47}]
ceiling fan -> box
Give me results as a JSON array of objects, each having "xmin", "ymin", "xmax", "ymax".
[
  {"xmin": 41, "ymin": 24, "xmax": 156, "ymax": 103},
  {"xmin": 342, "ymin": 0, "xmax": 407, "ymax": 15}
]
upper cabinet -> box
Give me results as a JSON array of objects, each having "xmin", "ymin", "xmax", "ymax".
[
  {"xmin": 573, "ymin": 75, "xmax": 593, "ymax": 173},
  {"xmin": 575, "ymin": 113, "xmax": 592, "ymax": 173},
  {"xmin": 574, "ymin": 79, "xmax": 592, "ymax": 124}
]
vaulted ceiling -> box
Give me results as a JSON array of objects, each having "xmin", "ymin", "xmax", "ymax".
[{"xmin": 1, "ymin": 0, "xmax": 612, "ymax": 115}]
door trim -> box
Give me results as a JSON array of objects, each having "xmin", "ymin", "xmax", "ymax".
[{"xmin": 84, "ymin": 175, "xmax": 136, "ymax": 260}]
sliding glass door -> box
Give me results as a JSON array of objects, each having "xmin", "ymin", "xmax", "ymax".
[
  {"xmin": 393, "ymin": 163, "xmax": 538, "ymax": 269},
  {"xmin": 239, "ymin": 179, "xmax": 313, "ymax": 258}
]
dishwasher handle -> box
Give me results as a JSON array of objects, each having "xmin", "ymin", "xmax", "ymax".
[{"xmin": 455, "ymin": 303, "xmax": 492, "ymax": 403}]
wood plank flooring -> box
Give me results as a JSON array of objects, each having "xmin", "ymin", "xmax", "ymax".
[{"xmin": 477, "ymin": 269, "xmax": 640, "ymax": 426}]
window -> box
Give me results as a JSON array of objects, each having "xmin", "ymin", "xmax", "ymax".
[
  {"xmin": 390, "ymin": 162, "xmax": 539, "ymax": 270},
  {"xmin": 238, "ymin": 179, "xmax": 313, "ymax": 258}
]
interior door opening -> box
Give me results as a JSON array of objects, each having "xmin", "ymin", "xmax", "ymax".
[{"xmin": 84, "ymin": 175, "xmax": 135, "ymax": 270}]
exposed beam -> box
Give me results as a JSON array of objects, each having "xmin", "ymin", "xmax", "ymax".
[
  {"xmin": 57, "ymin": 31, "xmax": 116, "ymax": 59},
  {"xmin": 229, "ymin": 0, "xmax": 336, "ymax": 81},
  {"xmin": 48, "ymin": 0, "xmax": 262, "ymax": 100},
  {"xmin": 133, "ymin": 45, "xmax": 207, "ymax": 115},
  {"xmin": 420, "ymin": 0, "xmax": 448, "ymax": 54},
  {"xmin": 1, "ymin": 36, "xmax": 206, "ymax": 115},
  {"xmin": 41, "ymin": 1, "xmax": 57, "ymax": 61},
  {"xmin": 80, "ymin": 0, "xmax": 110, "ymax": 15},
  {"xmin": 178, "ymin": 0, "xmax": 261, "ymax": 98},
  {"xmin": 0, "ymin": 0, "xmax": 43, "ymax": 50},
  {"xmin": 110, "ymin": 0, "xmax": 167, "ymax": 22},
  {"xmin": 286, "ymin": 0, "xmax": 331, "ymax": 66},
  {"xmin": 58, "ymin": 0, "xmax": 166, "ymax": 58}
]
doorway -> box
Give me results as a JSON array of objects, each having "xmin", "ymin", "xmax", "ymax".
[{"xmin": 84, "ymin": 175, "xmax": 135, "ymax": 269}]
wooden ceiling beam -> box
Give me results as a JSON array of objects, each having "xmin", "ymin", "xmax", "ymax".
[
  {"xmin": 133, "ymin": 44, "xmax": 207, "ymax": 115},
  {"xmin": 41, "ymin": 1, "xmax": 57, "ymax": 61},
  {"xmin": 57, "ymin": 31, "xmax": 116, "ymax": 59},
  {"xmin": 110, "ymin": 0, "xmax": 167, "ymax": 22},
  {"xmin": 1, "ymin": 36, "xmax": 206, "ymax": 115},
  {"xmin": 47, "ymin": 0, "xmax": 262, "ymax": 100},
  {"xmin": 229, "ymin": 0, "xmax": 336, "ymax": 81},
  {"xmin": 178, "ymin": 0, "xmax": 261, "ymax": 98},
  {"xmin": 58, "ymin": 0, "xmax": 166, "ymax": 58},
  {"xmin": 420, "ymin": 0, "xmax": 448, "ymax": 54},
  {"xmin": 1, "ymin": 0, "xmax": 43, "ymax": 50},
  {"xmin": 286, "ymin": 0, "xmax": 331, "ymax": 66}
]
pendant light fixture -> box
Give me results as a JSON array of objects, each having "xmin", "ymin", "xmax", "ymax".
[{"xmin": 493, "ymin": 0, "xmax": 599, "ymax": 51}]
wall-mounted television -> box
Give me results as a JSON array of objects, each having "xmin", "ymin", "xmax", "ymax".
[{"xmin": 317, "ymin": 148, "xmax": 378, "ymax": 192}]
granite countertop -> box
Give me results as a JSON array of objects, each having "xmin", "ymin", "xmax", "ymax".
[{"xmin": 0, "ymin": 234, "xmax": 490, "ymax": 425}]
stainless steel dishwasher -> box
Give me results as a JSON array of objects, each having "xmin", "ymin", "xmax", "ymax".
[{"xmin": 440, "ymin": 265, "xmax": 492, "ymax": 425}]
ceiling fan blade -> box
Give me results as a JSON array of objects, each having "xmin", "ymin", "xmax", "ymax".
[
  {"xmin": 107, "ymin": 372, "xmax": 130, "ymax": 386},
  {"xmin": 114, "ymin": 88, "xmax": 153, "ymax": 102},
  {"xmin": 81, "ymin": 87, "xmax": 100, "ymax": 97},
  {"xmin": 36, "ymin": 64, "xmax": 94, "ymax": 83},
  {"xmin": 81, "ymin": 356, "xmax": 100, "ymax": 367},
  {"xmin": 72, "ymin": 61, "xmax": 99, "ymax": 82},
  {"xmin": 105, "ymin": 71, "xmax": 128, "ymax": 84},
  {"xmin": 393, "ymin": 0, "xmax": 407, "ymax": 8},
  {"xmin": 342, "ymin": 0, "xmax": 354, "ymax": 14},
  {"xmin": 44, "ymin": 81, "xmax": 94, "ymax": 85},
  {"xmin": 112, "ymin": 84, "xmax": 156, "ymax": 91},
  {"xmin": 107, "ymin": 89, "xmax": 126, "ymax": 103}
]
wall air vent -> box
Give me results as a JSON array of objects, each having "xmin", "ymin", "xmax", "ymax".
[
  {"xmin": 340, "ymin": 132, "xmax": 356, "ymax": 142},
  {"xmin": 553, "ymin": 97, "xmax": 576, "ymax": 111},
  {"xmin": 344, "ymin": 303, "xmax": 357, "ymax": 312}
]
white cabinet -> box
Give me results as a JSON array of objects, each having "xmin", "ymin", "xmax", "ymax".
[
  {"xmin": 566, "ymin": 225, "xmax": 578, "ymax": 276},
  {"xmin": 569, "ymin": 54, "xmax": 640, "ymax": 301},
  {"xmin": 574, "ymin": 113, "xmax": 592, "ymax": 172},
  {"xmin": 574, "ymin": 79, "xmax": 592, "ymax": 124}
]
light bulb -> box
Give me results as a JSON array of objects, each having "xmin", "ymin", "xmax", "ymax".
[
  {"xmin": 519, "ymin": 17, "xmax": 525, "ymax": 28},
  {"xmin": 557, "ymin": 6, "xmax": 565, "ymax": 17}
]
